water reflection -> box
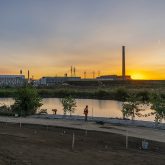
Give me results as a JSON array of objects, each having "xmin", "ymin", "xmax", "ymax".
[{"xmin": 0, "ymin": 98, "xmax": 157, "ymax": 122}]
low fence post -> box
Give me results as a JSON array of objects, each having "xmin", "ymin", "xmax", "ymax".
[{"xmin": 72, "ymin": 132, "xmax": 75, "ymax": 150}]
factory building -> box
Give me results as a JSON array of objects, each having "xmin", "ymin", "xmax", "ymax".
[
  {"xmin": 96, "ymin": 75, "xmax": 131, "ymax": 81},
  {"xmin": 0, "ymin": 75, "xmax": 25, "ymax": 87},
  {"xmin": 96, "ymin": 75, "xmax": 119, "ymax": 81},
  {"xmin": 39, "ymin": 76, "xmax": 81, "ymax": 86}
]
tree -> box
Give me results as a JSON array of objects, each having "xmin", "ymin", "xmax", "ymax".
[
  {"xmin": 122, "ymin": 94, "xmax": 144, "ymax": 120},
  {"xmin": 12, "ymin": 87, "xmax": 42, "ymax": 116},
  {"xmin": 150, "ymin": 93, "xmax": 165, "ymax": 125},
  {"xmin": 61, "ymin": 96, "xmax": 77, "ymax": 116}
]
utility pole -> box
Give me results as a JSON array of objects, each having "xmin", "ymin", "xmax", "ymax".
[
  {"xmin": 122, "ymin": 46, "xmax": 126, "ymax": 80},
  {"xmin": 71, "ymin": 66, "xmax": 73, "ymax": 77},
  {"xmin": 28, "ymin": 70, "xmax": 30, "ymax": 83},
  {"xmin": 84, "ymin": 71, "xmax": 86, "ymax": 79},
  {"xmin": 73, "ymin": 67, "xmax": 76, "ymax": 77}
]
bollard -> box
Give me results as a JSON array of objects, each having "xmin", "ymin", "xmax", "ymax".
[
  {"xmin": 126, "ymin": 129, "xmax": 128, "ymax": 149},
  {"xmin": 72, "ymin": 133, "xmax": 75, "ymax": 150},
  {"xmin": 19, "ymin": 116, "xmax": 22, "ymax": 128}
]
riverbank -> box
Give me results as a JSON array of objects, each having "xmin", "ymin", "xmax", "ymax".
[
  {"xmin": 0, "ymin": 116, "xmax": 165, "ymax": 142},
  {"xmin": 0, "ymin": 87, "xmax": 130, "ymax": 100},
  {"xmin": 0, "ymin": 80, "xmax": 165, "ymax": 100},
  {"xmin": 32, "ymin": 114, "xmax": 165, "ymax": 129}
]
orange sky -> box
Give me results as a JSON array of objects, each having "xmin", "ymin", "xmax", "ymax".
[
  {"xmin": 0, "ymin": 46, "xmax": 164, "ymax": 80},
  {"xmin": 0, "ymin": 1, "xmax": 165, "ymax": 80}
]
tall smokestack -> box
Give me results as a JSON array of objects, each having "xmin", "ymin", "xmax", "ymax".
[{"xmin": 122, "ymin": 46, "xmax": 126, "ymax": 80}]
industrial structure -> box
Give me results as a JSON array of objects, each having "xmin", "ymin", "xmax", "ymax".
[
  {"xmin": 38, "ymin": 76, "xmax": 81, "ymax": 86},
  {"xmin": 0, "ymin": 75, "xmax": 25, "ymax": 87},
  {"xmin": 34, "ymin": 46, "xmax": 131, "ymax": 86},
  {"xmin": 122, "ymin": 46, "xmax": 126, "ymax": 80},
  {"xmin": 0, "ymin": 46, "xmax": 131, "ymax": 87},
  {"xmin": 70, "ymin": 66, "xmax": 76, "ymax": 77},
  {"xmin": 96, "ymin": 75, "xmax": 131, "ymax": 81},
  {"xmin": 96, "ymin": 46, "xmax": 131, "ymax": 81}
]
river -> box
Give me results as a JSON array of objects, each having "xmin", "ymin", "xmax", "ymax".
[{"xmin": 0, "ymin": 97, "xmax": 156, "ymax": 122}]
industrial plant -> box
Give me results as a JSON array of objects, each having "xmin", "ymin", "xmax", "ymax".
[
  {"xmin": 0, "ymin": 46, "xmax": 131, "ymax": 87},
  {"xmin": 33, "ymin": 46, "xmax": 131, "ymax": 86}
]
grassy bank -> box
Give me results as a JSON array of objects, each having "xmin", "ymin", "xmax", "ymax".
[
  {"xmin": 37, "ymin": 87, "xmax": 162, "ymax": 101},
  {"xmin": 0, "ymin": 88, "xmax": 121, "ymax": 100},
  {"xmin": 0, "ymin": 80, "xmax": 164, "ymax": 101},
  {"xmin": 0, "ymin": 88, "xmax": 17, "ymax": 97},
  {"xmin": 38, "ymin": 80, "xmax": 165, "ymax": 101},
  {"xmin": 37, "ymin": 87, "xmax": 129, "ymax": 100},
  {"xmin": 0, "ymin": 86, "xmax": 136, "ymax": 100}
]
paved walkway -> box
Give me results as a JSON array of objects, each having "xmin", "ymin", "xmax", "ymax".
[{"xmin": 0, "ymin": 116, "xmax": 165, "ymax": 143}]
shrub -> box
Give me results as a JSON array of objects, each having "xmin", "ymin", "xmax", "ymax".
[
  {"xmin": 121, "ymin": 94, "xmax": 144, "ymax": 120},
  {"xmin": 11, "ymin": 86, "xmax": 43, "ymax": 116},
  {"xmin": 60, "ymin": 96, "xmax": 77, "ymax": 116},
  {"xmin": 150, "ymin": 93, "xmax": 165, "ymax": 125}
]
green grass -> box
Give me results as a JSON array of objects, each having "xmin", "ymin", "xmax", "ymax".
[{"xmin": 0, "ymin": 80, "xmax": 164, "ymax": 101}]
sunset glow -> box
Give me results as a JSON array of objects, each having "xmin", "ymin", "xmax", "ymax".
[
  {"xmin": 131, "ymin": 73, "xmax": 146, "ymax": 80},
  {"xmin": 0, "ymin": 0, "xmax": 165, "ymax": 80}
]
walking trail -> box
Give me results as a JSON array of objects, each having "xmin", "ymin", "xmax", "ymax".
[{"xmin": 0, "ymin": 116, "xmax": 165, "ymax": 143}]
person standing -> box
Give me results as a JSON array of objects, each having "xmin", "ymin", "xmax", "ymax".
[{"xmin": 84, "ymin": 105, "xmax": 88, "ymax": 121}]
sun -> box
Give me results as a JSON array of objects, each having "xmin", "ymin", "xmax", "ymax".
[{"xmin": 131, "ymin": 73, "xmax": 146, "ymax": 80}]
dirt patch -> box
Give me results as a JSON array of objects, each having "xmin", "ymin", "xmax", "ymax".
[{"xmin": 0, "ymin": 122, "xmax": 164, "ymax": 165}]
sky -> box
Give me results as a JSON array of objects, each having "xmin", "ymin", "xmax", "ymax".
[{"xmin": 0, "ymin": 0, "xmax": 165, "ymax": 79}]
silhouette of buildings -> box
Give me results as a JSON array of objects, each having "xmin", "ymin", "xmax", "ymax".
[
  {"xmin": 0, "ymin": 46, "xmax": 132, "ymax": 86},
  {"xmin": 0, "ymin": 75, "xmax": 25, "ymax": 87},
  {"xmin": 39, "ymin": 76, "xmax": 81, "ymax": 86},
  {"xmin": 96, "ymin": 75, "xmax": 131, "ymax": 81}
]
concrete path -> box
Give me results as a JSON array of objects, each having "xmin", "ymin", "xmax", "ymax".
[{"xmin": 0, "ymin": 116, "xmax": 165, "ymax": 143}]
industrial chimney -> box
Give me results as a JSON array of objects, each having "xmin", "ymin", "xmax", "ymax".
[
  {"xmin": 28, "ymin": 70, "xmax": 30, "ymax": 81},
  {"xmin": 122, "ymin": 46, "xmax": 126, "ymax": 80}
]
